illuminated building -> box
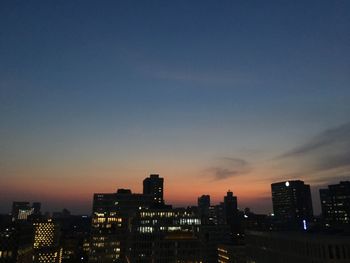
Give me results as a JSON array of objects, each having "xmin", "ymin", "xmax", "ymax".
[
  {"xmin": 198, "ymin": 224, "xmax": 230, "ymax": 263},
  {"xmin": 320, "ymin": 181, "xmax": 350, "ymax": 228},
  {"xmin": 54, "ymin": 214, "xmax": 91, "ymax": 263},
  {"xmin": 271, "ymin": 180, "xmax": 313, "ymax": 229},
  {"xmin": 127, "ymin": 207, "xmax": 202, "ymax": 262},
  {"xmin": 143, "ymin": 174, "xmax": 164, "ymax": 207},
  {"xmin": 33, "ymin": 219, "xmax": 62, "ymax": 263},
  {"xmin": 11, "ymin": 202, "xmax": 41, "ymax": 221},
  {"xmin": 245, "ymin": 230, "xmax": 350, "ymax": 263},
  {"xmin": 208, "ymin": 204, "xmax": 225, "ymax": 225},
  {"xmin": 217, "ymin": 244, "xmax": 246, "ymax": 263},
  {"xmin": 89, "ymin": 189, "xmax": 153, "ymax": 262}
]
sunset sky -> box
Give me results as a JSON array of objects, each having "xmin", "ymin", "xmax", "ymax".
[{"xmin": 1, "ymin": 0, "xmax": 349, "ymax": 214}]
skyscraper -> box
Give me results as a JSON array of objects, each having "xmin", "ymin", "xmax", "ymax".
[
  {"xmin": 198, "ymin": 195, "xmax": 210, "ymax": 223},
  {"xmin": 271, "ymin": 180, "xmax": 313, "ymax": 228},
  {"xmin": 89, "ymin": 189, "xmax": 153, "ymax": 262},
  {"xmin": 320, "ymin": 181, "xmax": 350, "ymax": 227},
  {"xmin": 33, "ymin": 219, "xmax": 62, "ymax": 263},
  {"xmin": 224, "ymin": 191, "xmax": 238, "ymax": 225},
  {"xmin": 143, "ymin": 174, "xmax": 164, "ymax": 206}
]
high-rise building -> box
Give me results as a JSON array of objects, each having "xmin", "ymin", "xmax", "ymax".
[
  {"xmin": 224, "ymin": 191, "xmax": 238, "ymax": 225},
  {"xmin": 198, "ymin": 195, "xmax": 210, "ymax": 223},
  {"xmin": 320, "ymin": 181, "xmax": 350, "ymax": 227},
  {"xmin": 143, "ymin": 174, "xmax": 164, "ymax": 206},
  {"xmin": 33, "ymin": 219, "xmax": 62, "ymax": 263},
  {"xmin": 127, "ymin": 207, "xmax": 202, "ymax": 262},
  {"xmin": 271, "ymin": 180, "xmax": 313, "ymax": 228},
  {"xmin": 89, "ymin": 189, "xmax": 153, "ymax": 262}
]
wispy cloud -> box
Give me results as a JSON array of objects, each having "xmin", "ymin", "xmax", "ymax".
[
  {"xmin": 277, "ymin": 122, "xmax": 350, "ymax": 181},
  {"xmin": 204, "ymin": 157, "xmax": 251, "ymax": 181}
]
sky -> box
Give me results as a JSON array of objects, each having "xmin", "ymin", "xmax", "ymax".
[{"xmin": 1, "ymin": 0, "xmax": 349, "ymax": 214}]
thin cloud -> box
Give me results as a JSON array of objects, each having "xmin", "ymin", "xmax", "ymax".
[
  {"xmin": 277, "ymin": 121, "xmax": 350, "ymax": 176},
  {"xmin": 279, "ymin": 122, "xmax": 350, "ymax": 159},
  {"xmin": 204, "ymin": 157, "xmax": 251, "ymax": 181}
]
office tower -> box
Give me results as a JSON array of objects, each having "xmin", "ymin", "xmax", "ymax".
[
  {"xmin": 208, "ymin": 204, "xmax": 226, "ymax": 225},
  {"xmin": 89, "ymin": 189, "xmax": 153, "ymax": 262},
  {"xmin": 33, "ymin": 219, "xmax": 62, "ymax": 263},
  {"xmin": 198, "ymin": 195, "xmax": 210, "ymax": 224},
  {"xmin": 320, "ymin": 181, "xmax": 350, "ymax": 227},
  {"xmin": 143, "ymin": 174, "xmax": 164, "ymax": 206},
  {"xmin": 198, "ymin": 195, "xmax": 210, "ymax": 215},
  {"xmin": 127, "ymin": 207, "xmax": 202, "ymax": 262},
  {"xmin": 224, "ymin": 191, "xmax": 238, "ymax": 225},
  {"xmin": 271, "ymin": 180, "xmax": 313, "ymax": 228}
]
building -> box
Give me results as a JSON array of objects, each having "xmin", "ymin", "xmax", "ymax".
[
  {"xmin": 198, "ymin": 195, "xmax": 210, "ymax": 223},
  {"xmin": 0, "ymin": 221, "xmax": 33, "ymax": 263},
  {"xmin": 54, "ymin": 214, "xmax": 90, "ymax": 263},
  {"xmin": 33, "ymin": 219, "xmax": 62, "ymax": 263},
  {"xmin": 143, "ymin": 174, "xmax": 164, "ymax": 207},
  {"xmin": 271, "ymin": 180, "xmax": 313, "ymax": 229},
  {"xmin": 224, "ymin": 191, "xmax": 238, "ymax": 224},
  {"xmin": 208, "ymin": 204, "xmax": 226, "ymax": 225},
  {"xmin": 320, "ymin": 181, "xmax": 350, "ymax": 228},
  {"xmin": 89, "ymin": 189, "xmax": 153, "ymax": 262},
  {"xmin": 245, "ymin": 230, "xmax": 350, "ymax": 263},
  {"xmin": 127, "ymin": 207, "xmax": 202, "ymax": 263},
  {"xmin": 198, "ymin": 224, "xmax": 231, "ymax": 263},
  {"xmin": 11, "ymin": 202, "xmax": 41, "ymax": 221},
  {"xmin": 217, "ymin": 244, "xmax": 246, "ymax": 263}
]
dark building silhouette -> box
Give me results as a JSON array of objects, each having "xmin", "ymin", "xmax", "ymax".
[
  {"xmin": 143, "ymin": 174, "xmax": 164, "ymax": 207},
  {"xmin": 271, "ymin": 180, "xmax": 313, "ymax": 229},
  {"xmin": 224, "ymin": 191, "xmax": 238, "ymax": 225},
  {"xmin": 320, "ymin": 181, "xmax": 350, "ymax": 227},
  {"xmin": 0, "ymin": 221, "xmax": 33, "ymax": 263},
  {"xmin": 198, "ymin": 195, "xmax": 210, "ymax": 223}
]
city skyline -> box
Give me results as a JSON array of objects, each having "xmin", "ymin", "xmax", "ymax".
[{"xmin": 1, "ymin": 1, "xmax": 350, "ymax": 214}]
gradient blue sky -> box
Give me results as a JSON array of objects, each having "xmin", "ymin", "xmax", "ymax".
[{"xmin": 1, "ymin": 0, "xmax": 349, "ymax": 214}]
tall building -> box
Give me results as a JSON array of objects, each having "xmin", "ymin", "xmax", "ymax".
[
  {"xmin": 271, "ymin": 180, "xmax": 313, "ymax": 228},
  {"xmin": 224, "ymin": 191, "xmax": 238, "ymax": 225},
  {"xmin": 143, "ymin": 174, "xmax": 164, "ymax": 206},
  {"xmin": 198, "ymin": 195, "xmax": 210, "ymax": 223},
  {"xmin": 89, "ymin": 189, "xmax": 153, "ymax": 262},
  {"xmin": 320, "ymin": 181, "xmax": 350, "ymax": 227},
  {"xmin": 127, "ymin": 207, "xmax": 202, "ymax": 262},
  {"xmin": 33, "ymin": 219, "xmax": 62, "ymax": 263}
]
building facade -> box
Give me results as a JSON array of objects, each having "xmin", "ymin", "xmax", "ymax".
[
  {"xmin": 271, "ymin": 180, "xmax": 313, "ymax": 228},
  {"xmin": 143, "ymin": 174, "xmax": 164, "ymax": 207},
  {"xmin": 246, "ymin": 230, "xmax": 350, "ymax": 263},
  {"xmin": 320, "ymin": 181, "xmax": 350, "ymax": 227}
]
